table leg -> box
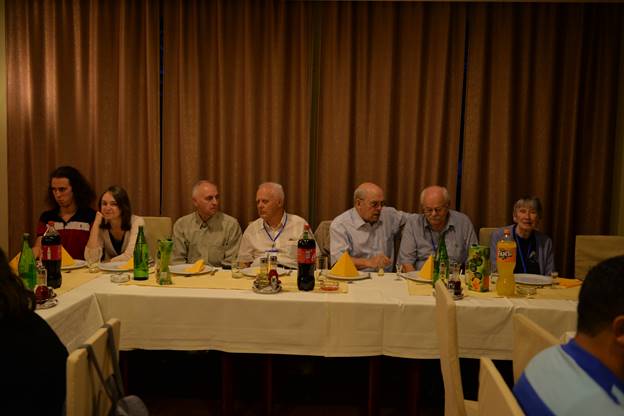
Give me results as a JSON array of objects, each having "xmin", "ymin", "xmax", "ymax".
[
  {"xmin": 368, "ymin": 356, "xmax": 380, "ymax": 416},
  {"xmin": 221, "ymin": 352, "xmax": 233, "ymax": 416},
  {"xmin": 407, "ymin": 359, "xmax": 421, "ymax": 416}
]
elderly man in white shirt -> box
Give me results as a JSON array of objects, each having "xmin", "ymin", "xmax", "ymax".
[
  {"xmin": 330, "ymin": 182, "xmax": 409, "ymax": 272},
  {"xmin": 238, "ymin": 182, "xmax": 315, "ymax": 269}
]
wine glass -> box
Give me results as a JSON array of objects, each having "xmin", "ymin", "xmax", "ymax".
[{"xmin": 85, "ymin": 247, "xmax": 102, "ymax": 273}]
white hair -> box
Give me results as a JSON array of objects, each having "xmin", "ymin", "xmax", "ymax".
[
  {"xmin": 192, "ymin": 180, "xmax": 217, "ymax": 198},
  {"xmin": 258, "ymin": 182, "xmax": 285, "ymax": 203},
  {"xmin": 420, "ymin": 186, "xmax": 450, "ymax": 205}
]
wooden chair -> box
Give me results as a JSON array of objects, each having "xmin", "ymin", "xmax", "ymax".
[
  {"xmin": 479, "ymin": 227, "xmax": 498, "ymax": 247},
  {"xmin": 315, "ymin": 220, "xmax": 332, "ymax": 259},
  {"xmin": 512, "ymin": 314, "xmax": 559, "ymax": 382},
  {"xmin": 434, "ymin": 280, "xmax": 478, "ymax": 416},
  {"xmin": 478, "ymin": 357, "xmax": 524, "ymax": 416},
  {"xmin": 66, "ymin": 318, "xmax": 122, "ymax": 416},
  {"xmin": 575, "ymin": 235, "xmax": 624, "ymax": 280},
  {"xmin": 142, "ymin": 216, "xmax": 173, "ymax": 260}
]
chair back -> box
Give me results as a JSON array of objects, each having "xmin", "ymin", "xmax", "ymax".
[
  {"xmin": 315, "ymin": 220, "xmax": 332, "ymax": 259},
  {"xmin": 512, "ymin": 314, "xmax": 559, "ymax": 382},
  {"xmin": 479, "ymin": 227, "xmax": 498, "ymax": 247},
  {"xmin": 478, "ymin": 357, "xmax": 524, "ymax": 416},
  {"xmin": 434, "ymin": 280, "xmax": 467, "ymax": 416},
  {"xmin": 575, "ymin": 235, "xmax": 624, "ymax": 280},
  {"xmin": 142, "ymin": 216, "xmax": 173, "ymax": 260},
  {"xmin": 66, "ymin": 318, "xmax": 122, "ymax": 416}
]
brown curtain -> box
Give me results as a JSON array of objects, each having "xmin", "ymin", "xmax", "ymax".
[
  {"xmin": 161, "ymin": 0, "xmax": 313, "ymax": 227},
  {"xmin": 461, "ymin": 3, "xmax": 623, "ymax": 276},
  {"xmin": 314, "ymin": 2, "xmax": 468, "ymax": 224},
  {"xmin": 6, "ymin": 0, "xmax": 160, "ymax": 255}
]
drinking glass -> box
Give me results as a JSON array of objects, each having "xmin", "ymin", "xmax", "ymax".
[
  {"xmin": 231, "ymin": 261, "xmax": 243, "ymax": 279},
  {"xmin": 395, "ymin": 263, "xmax": 403, "ymax": 281},
  {"xmin": 316, "ymin": 255, "xmax": 328, "ymax": 281},
  {"xmin": 85, "ymin": 247, "xmax": 102, "ymax": 273}
]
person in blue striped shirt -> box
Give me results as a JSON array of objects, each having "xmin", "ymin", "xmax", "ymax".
[{"xmin": 513, "ymin": 255, "xmax": 624, "ymax": 415}]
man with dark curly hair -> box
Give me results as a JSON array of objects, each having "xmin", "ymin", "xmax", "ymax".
[{"xmin": 33, "ymin": 166, "xmax": 96, "ymax": 260}]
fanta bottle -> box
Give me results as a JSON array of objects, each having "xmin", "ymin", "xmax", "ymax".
[{"xmin": 496, "ymin": 228, "xmax": 517, "ymax": 296}]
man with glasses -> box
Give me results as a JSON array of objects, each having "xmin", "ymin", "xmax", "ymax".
[
  {"xmin": 398, "ymin": 185, "xmax": 477, "ymax": 271},
  {"xmin": 330, "ymin": 182, "xmax": 408, "ymax": 271}
]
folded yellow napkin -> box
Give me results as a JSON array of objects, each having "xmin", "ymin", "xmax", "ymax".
[
  {"xmin": 9, "ymin": 252, "xmax": 20, "ymax": 274},
  {"xmin": 61, "ymin": 246, "xmax": 75, "ymax": 267},
  {"xmin": 185, "ymin": 259, "xmax": 205, "ymax": 273},
  {"xmin": 418, "ymin": 255, "xmax": 433, "ymax": 280},
  {"xmin": 330, "ymin": 252, "xmax": 359, "ymax": 277},
  {"xmin": 119, "ymin": 257, "xmax": 134, "ymax": 269},
  {"xmin": 557, "ymin": 278, "xmax": 583, "ymax": 288}
]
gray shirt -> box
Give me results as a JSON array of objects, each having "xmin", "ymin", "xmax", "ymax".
[
  {"xmin": 330, "ymin": 207, "xmax": 408, "ymax": 272},
  {"xmin": 489, "ymin": 225, "xmax": 554, "ymax": 275},
  {"xmin": 172, "ymin": 211, "xmax": 242, "ymax": 267},
  {"xmin": 398, "ymin": 210, "xmax": 478, "ymax": 269}
]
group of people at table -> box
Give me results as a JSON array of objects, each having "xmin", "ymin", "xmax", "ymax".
[
  {"xmin": 1, "ymin": 165, "xmax": 622, "ymax": 415},
  {"xmin": 29, "ymin": 166, "xmax": 554, "ymax": 277}
]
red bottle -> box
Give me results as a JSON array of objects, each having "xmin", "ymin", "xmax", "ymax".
[
  {"xmin": 42, "ymin": 221, "xmax": 62, "ymax": 288},
  {"xmin": 297, "ymin": 224, "xmax": 316, "ymax": 291}
]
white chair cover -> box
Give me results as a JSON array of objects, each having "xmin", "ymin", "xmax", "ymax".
[
  {"xmin": 142, "ymin": 216, "xmax": 173, "ymax": 260},
  {"xmin": 575, "ymin": 235, "xmax": 624, "ymax": 280},
  {"xmin": 479, "ymin": 357, "xmax": 524, "ymax": 416},
  {"xmin": 512, "ymin": 313, "xmax": 559, "ymax": 382}
]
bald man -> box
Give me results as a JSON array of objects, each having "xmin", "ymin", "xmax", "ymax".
[
  {"xmin": 172, "ymin": 180, "xmax": 242, "ymax": 267},
  {"xmin": 398, "ymin": 185, "xmax": 477, "ymax": 271},
  {"xmin": 330, "ymin": 182, "xmax": 409, "ymax": 272},
  {"xmin": 238, "ymin": 182, "xmax": 316, "ymax": 269}
]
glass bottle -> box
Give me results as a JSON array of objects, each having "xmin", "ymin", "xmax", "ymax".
[
  {"xmin": 433, "ymin": 232, "xmax": 449, "ymax": 287},
  {"xmin": 18, "ymin": 233, "xmax": 37, "ymax": 290},
  {"xmin": 133, "ymin": 225, "xmax": 150, "ymax": 280}
]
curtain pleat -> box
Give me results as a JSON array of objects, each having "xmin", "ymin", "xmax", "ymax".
[
  {"xmin": 6, "ymin": 0, "xmax": 160, "ymax": 254},
  {"xmin": 461, "ymin": 3, "xmax": 623, "ymax": 276},
  {"xmin": 314, "ymin": 2, "xmax": 467, "ymax": 222},
  {"xmin": 161, "ymin": 0, "xmax": 313, "ymax": 227}
]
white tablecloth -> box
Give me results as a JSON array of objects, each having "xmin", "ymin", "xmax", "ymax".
[{"xmin": 38, "ymin": 271, "xmax": 578, "ymax": 359}]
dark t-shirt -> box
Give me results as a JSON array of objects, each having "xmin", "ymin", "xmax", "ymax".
[
  {"xmin": 513, "ymin": 230, "xmax": 541, "ymax": 275},
  {"xmin": 37, "ymin": 207, "xmax": 97, "ymax": 260},
  {"xmin": 0, "ymin": 311, "xmax": 68, "ymax": 415}
]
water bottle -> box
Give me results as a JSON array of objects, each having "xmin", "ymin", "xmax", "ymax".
[{"xmin": 133, "ymin": 225, "xmax": 149, "ymax": 280}]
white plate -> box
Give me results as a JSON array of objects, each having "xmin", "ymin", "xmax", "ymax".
[
  {"xmin": 400, "ymin": 271, "xmax": 433, "ymax": 284},
  {"xmin": 98, "ymin": 261, "xmax": 134, "ymax": 272},
  {"xmin": 169, "ymin": 263, "xmax": 214, "ymax": 276},
  {"xmin": 324, "ymin": 271, "xmax": 370, "ymax": 281},
  {"xmin": 36, "ymin": 298, "xmax": 58, "ymax": 310},
  {"xmin": 242, "ymin": 267, "xmax": 289, "ymax": 277},
  {"xmin": 515, "ymin": 273, "xmax": 553, "ymax": 286},
  {"xmin": 61, "ymin": 259, "xmax": 87, "ymax": 270}
]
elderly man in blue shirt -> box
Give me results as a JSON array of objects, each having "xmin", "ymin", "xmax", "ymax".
[
  {"xmin": 330, "ymin": 182, "xmax": 408, "ymax": 272},
  {"xmin": 398, "ymin": 185, "xmax": 477, "ymax": 272}
]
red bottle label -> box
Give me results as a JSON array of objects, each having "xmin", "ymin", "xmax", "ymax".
[
  {"xmin": 297, "ymin": 248, "xmax": 316, "ymax": 264},
  {"xmin": 42, "ymin": 245, "xmax": 61, "ymax": 261}
]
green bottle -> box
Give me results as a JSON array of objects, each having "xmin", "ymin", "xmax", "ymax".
[
  {"xmin": 18, "ymin": 233, "xmax": 37, "ymax": 290},
  {"xmin": 133, "ymin": 226, "xmax": 150, "ymax": 280},
  {"xmin": 432, "ymin": 232, "xmax": 449, "ymax": 287}
]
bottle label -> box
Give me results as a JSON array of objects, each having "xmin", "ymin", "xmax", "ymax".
[
  {"xmin": 42, "ymin": 245, "xmax": 61, "ymax": 261},
  {"xmin": 497, "ymin": 248, "xmax": 516, "ymax": 263},
  {"xmin": 297, "ymin": 248, "xmax": 316, "ymax": 264}
]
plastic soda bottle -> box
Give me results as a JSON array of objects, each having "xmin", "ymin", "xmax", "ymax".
[
  {"xmin": 432, "ymin": 232, "xmax": 449, "ymax": 287},
  {"xmin": 133, "ymin": 225, "xmax": 150, "ymax": 280},
  {"xmin": 496, "ymin": 228, "xmax": 517, "ymax": 296},
  {"xmin": 42, "ymin": 222, "xmax": 62, "ymax": 288},
  {"xmin": 297, "ymin": 224, "xmax": 316, "ymax": 291},
  {"xmin": 18, "ymin": 233, "xmax": 37, "ymax": 290}
]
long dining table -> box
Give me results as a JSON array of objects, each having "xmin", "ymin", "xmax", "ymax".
[{"xmin": 37, "ymin": 268, "xmax": 578, "ymax": 359}]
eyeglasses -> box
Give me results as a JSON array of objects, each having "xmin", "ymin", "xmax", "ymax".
[
  {"xmin": 358, "ymin": 199, "xmax": 385, "ymax": 209},
  {"xmin": 422, "ymin": 205, "xmax": 448, "ymax": 215}
]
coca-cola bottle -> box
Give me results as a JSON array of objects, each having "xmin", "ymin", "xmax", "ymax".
[
  {"xmin": 42, "ymin": 221, "xmax": 62, "ymax": 288},
  {"xmin": 297, "ymin": 224, "xmax": 316, "ymax": 291}
]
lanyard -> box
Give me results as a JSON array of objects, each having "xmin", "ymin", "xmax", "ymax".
[
  {"xmin": 513, "ymin": 225, "xmax": 534, "ymax": 273},
  {"xmin": 263, "ymin": 214, "xmax": 288, "ymax": 248},
  {"xmin": 428, "ymin": 228, "xmax": 447, "ymax": 253}
]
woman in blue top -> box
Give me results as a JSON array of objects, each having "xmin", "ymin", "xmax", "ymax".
[{"xmin": 490, "ymin": 196, "xmax": 555, "ymax": 276}]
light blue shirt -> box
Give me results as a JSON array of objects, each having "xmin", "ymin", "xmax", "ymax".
[
  {"xmin": 398, "ymin": 210, "xmax": 478, "ymax": 269},
  {"xmin": 330, "ymin": 207, "xmax": 408, "ymax": 271},
  {"xmin": 514, "ymin": 339, "xmax": 624, "ymax": 415}
]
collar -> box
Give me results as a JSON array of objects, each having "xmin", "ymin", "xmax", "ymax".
[
  {"xmin": 563, "ymin": 339, "xmax": 624, "ymax": 404},
  {"xmin": 263, "ymin": 211, "xmax": 287, "ymax": 231},
  {"xmin": 194, "ymin": 211, "xmax": 218, "ymax": 229},
  {"xmin": 423, "ymin": 210, "xmax": 455, "ymax": 234}
]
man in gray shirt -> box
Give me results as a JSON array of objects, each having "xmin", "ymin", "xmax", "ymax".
[
  {"xmin": 398, "ymin": 185, "xmax": 477, "ymax": 271},
  {"xmin": 172, "ymin": 180, "xmax": 242, "ymax": 267},
  {"xmin": 330, "ymin": 182, "xmax": 408, "ymax": 272}
]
